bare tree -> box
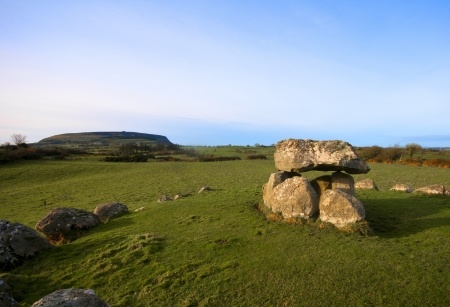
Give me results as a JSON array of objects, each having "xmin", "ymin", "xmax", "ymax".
[{"xmin": 10, "ymin": 134, "xmax": 27, "ymax": 145}]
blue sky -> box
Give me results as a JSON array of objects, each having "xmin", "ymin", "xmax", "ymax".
[{"xmin": 1, "ymin": 1, "xmax": 449, "ymax": 147}]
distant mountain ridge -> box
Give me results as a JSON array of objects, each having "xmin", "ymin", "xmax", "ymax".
[{"xmin": 37, "ymin": 131, "xmax": 172, "ymax": 145}]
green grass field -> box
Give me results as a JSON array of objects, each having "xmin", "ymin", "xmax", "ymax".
[{"xmin": 1, "ymin": 160, "xmax": 449, "ymax": 306}]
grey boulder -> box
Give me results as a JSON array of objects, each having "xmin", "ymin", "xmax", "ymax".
[
  {"xmin": 319, "ymin": 190, "xmax": 366, "ymax": 228},
  {"xmin": 0, "ymin": 220, "xmax": 52, "ymax": 271},
  {"xmin": 263, "ymin": 175, "xmax": 319, "ymax": 219},
  {"xmin": 93, "ymin": 202, "xmax": 128, "ymax": 223},
  {"xmin": 274, "ymin": 139, "xmax": 370, "ymax": 174},
  {"xmin": 414, "ymin": 185, "xmax": 446, "ymax": 195},
  {"xmin": 0, "ymin": 279, "xmax": 18, "ymax": 306},
  {"xmin": 31, "ymin": 288, "xmax": 109, "ymax": 307},
  {"xmin": 355, "ymin": 178, "xmax": 379, "ymax": 191},
  {"xmin": 35, "ymin": 208, "xmax": 100, "ymax": 244},
  {"xmin": 390, "ymin": 184, "xmax": 413, "ymax": 193}
]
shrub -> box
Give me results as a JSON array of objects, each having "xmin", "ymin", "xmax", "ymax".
[
  {"xmin": 423, "ymin": 159, "xmax": 450, "ymax": 168},
  {"xmin": 103, "ymin": 155, "xmax": 148, "ymax": 162},
  {"xmin": 198, "ymin": 156, "xmax": 241, "ymax": 162},
  {"xmin": 246, "ymin": 154, "xmax": 267, "ymax": 160},
  {"xmin": 357, "ymin": 146, "xmax": 383, "ymax": 160}
]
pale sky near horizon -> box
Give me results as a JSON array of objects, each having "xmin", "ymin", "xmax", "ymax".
[{"xmin": 1, "ymin": 1, "xmax": 449, "ymax": 147}]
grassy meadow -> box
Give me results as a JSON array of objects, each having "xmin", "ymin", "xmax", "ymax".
[{"xmin": 1, "ymin": 159, "xmax": 449, "ymax": 306}]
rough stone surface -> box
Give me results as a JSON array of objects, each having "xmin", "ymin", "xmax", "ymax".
[
  {"xmin": 157, "ymin": 195, "xmax": 173, "ymax": 203},
  {"xmin": 414, "ymin": 185, "xmax": 445, "ymax": 195},
  {"xmin": 198, "ymin": 186, "xmax": 212, "ymax": 193},
  {"xmin": 174, "ymin": 193, "xmax": 190, "ymax": 200},
  {"xmin": 262, "ymin": 171, "xmax": 297, "ymax": 205},
  {"xmin": 0, "ymin": 220, "xmax": 52, "ymax": 271},
  {"xmin": 93, "ymin": 202, "xmax": 128, "ymax": 223},
  {"xmin": 331, "ymin": 171, "xmax": 355, "ymax": 196},
  {"xmin": 390, "ymin": 184, "xmax": 413, "ymax": 193},
  {"xmin": 319, "ymin": 190, "xmax": 366, "ymax": 228},
  {"xmin": 274, "ymin": 139, "xmax": 370, "ymax": 174},
  {"xmin": 31, "ymin": 288, "xmax": 109, "ymax": 307},
  {"xmin": 355, "ymin": 178, "xmax": 379, "ymax": 190},
  {"xmin": 0, "ymin": 279, "xmax": 18, "ymax": 306},
  {"xmin": 263, "ymin": 176, "xmax": 319, "ymax": 219},
  {"xmin": 35, "ymin": 208, "xmax": 100, "ymax": 244},
  {"xmin": 310, "ymin": 175, "xmax": 331, "ymax": 198}
]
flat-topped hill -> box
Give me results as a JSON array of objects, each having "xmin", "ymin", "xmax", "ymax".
[{"xmin": 37, "ymin": 131, "xmax": 172, "ymax": 146}]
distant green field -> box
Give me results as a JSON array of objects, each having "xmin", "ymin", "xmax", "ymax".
[{"xmin": 1, "ymin": 160, "xmax": 449, "ymax": 306}]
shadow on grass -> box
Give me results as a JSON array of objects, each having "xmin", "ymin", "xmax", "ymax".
[
  {"xmin": 1, "ymin": 273, "xmax": 55, "ymax": 305},
  {"xmin": 361, "ymin": 193, "xmax": 450, "ymax": 238},
  {"xmin": 89, "ymin": 212, "xmax": 136, "ymax": 236}
]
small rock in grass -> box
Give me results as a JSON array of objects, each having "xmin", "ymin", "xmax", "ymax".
[
  {"xmin": 355, "ymin": 178, "xmax": 379, "ymax": 191},
  {"xmin": 414, "ymin": 184, "xmax": 445, "ymax": 195},
  {"xmin": 198, "ymin": 186, "xmax": 212, "ymax": 193},
  {"xmin": 157, "ymin": 195, "xmax": 173, "ymax": 203},
  {"xmin": 174, "ymin": 193, "xmax": 189, "ymax": 200},
  {"xmin": 390, "ymin": 184, "xmax": 413, "ymax": 193}
]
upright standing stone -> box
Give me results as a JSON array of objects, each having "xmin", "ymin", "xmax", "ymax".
[
  {"xmin": 331, "ymin": 171, "xmax": 355, "ymax": 196},
  {"xmin": 319, "ymin": 190, "xmax": 366, "ymax": 228},
  {"xmin": 310, "ymin": 175, "xmax": 332, "ymax": 198},
  {"xmin": 263, "ymin": 176, "xmax": 319, "ymax": 219},
  {"xmin": 262, "ymin": 171, "xmax": 296, "ymax": 207}
]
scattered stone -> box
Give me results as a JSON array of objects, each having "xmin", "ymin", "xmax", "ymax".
[
  {"xmin": 198, "ymin": 186, "xmax": 212, "ymax": 193},
  {"xmin": 31, "ymin": 288, "xmax": 109, "ymax": 307},
  {"xmin": 157, "ymin": 195, "xmax": 173, "ymax": 203},
  {"xmin": 355, "ymin": 178, "xmax": 379, "ymax": 191},
  {"xmin": 309, "ymin": 175, "xmax": 331, "ymax": 198},
  {"xmin": 263, "ymin": 176, "xmax": 319, "ymax": 219},
  {"xmin": 35, "ymin": 208, "xmax": 100, "ymax": 244},
  {"xmin": 274, "ymin": 139, "xmax": 370, "ymax": 174},
  {"xmin": 0, "ymin": 220, "xmax": 52, "ymax": 271},
  {"xmin": 414, "ymin": 185, "xmax": 445, "ymax": 195},
  {"xmin": 0, "ymin": 279, "xmax": 18, "ymax": 306},
  {"xmin": 319, "ymin": 190, "xmax": 366, "ymax": 228},
  {"xmin": 93, "ymin": 202, "xmax": 128, "ymax": 223},
  {"xmin": 331, "ymin": 171, "xmax": 355, "ymax": 196},
  {"xmin": 390, "ymin": 184, "xmax": 413, "ymax": 193},
  {"xmin": 174, "ymin": 193, "xmax": 189, "ymax": 200}
]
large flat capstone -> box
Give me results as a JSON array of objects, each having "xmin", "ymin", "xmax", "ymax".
[{"xmin": 274, "ymin": 139, "xmax": 370, "ymax": 174}]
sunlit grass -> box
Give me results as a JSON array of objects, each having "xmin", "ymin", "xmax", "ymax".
[{"xmin": 0, "ymin": 160, "xmax": 449, "ymax": 306}]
